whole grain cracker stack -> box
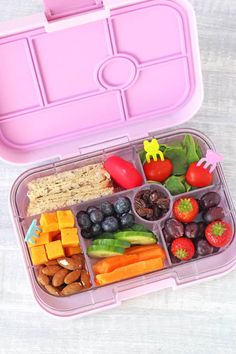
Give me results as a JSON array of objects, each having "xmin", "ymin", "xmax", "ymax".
[{"xmin": 27, "ymin": 163, "xmax": 113, "ymax": 216}]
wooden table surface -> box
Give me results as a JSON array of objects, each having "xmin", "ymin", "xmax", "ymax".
[{"xmin": 0, "ymin": 1, "xmax": 236, "ymax": 353}]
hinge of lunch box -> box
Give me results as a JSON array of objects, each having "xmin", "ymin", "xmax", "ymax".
[
  {"xmin": 42, "ymin": 0, "xmax": 140, "ymax": 29},
  {"xmin": 43, "ymin": 0, "xmax": 104, "ymax": 21}
]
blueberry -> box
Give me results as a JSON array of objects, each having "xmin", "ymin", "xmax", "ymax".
[
  {"xmin": 102, "ymin": 216, "xmax": 119, "ymax": 233},
  {"xmin": 77, "ymin": 211, "xmax": 92, "ymax": 230},
  {"xmin": 89, "ymin": 210, "xmax": 104, "ymax": 224},
  {"xmin": 120, "ymin": 213, "xmax": 135, "ymax": 229},
  {"xmin": 91, "ymin": 223, "xmax": 102, "ymax": 237},
  {"xmin": 81, "ymin": 229, "xmax": 93, "ymax": 239},
  {"xmin": 114, "ymin": 197, "xmax": 131, "ymax": 215},
  {"xmin": 100, "ymin": 201, "xmax": 114, "ymax": 216},
  {"xmin": 87, "ymin": 206, "xmax": 98, "ymax": 215}
]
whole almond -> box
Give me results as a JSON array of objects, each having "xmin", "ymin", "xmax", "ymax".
[
  {"xmin": 57, "ymin": 257, "xmax": 82, "ymax": 271},
  {"xmin": 45, "ymin": 284, "xmax": 60, "ymax": 296},
  {"xmin": 80, "ymin": 270, "xmax": 92, "ymax": 289},
  {"xmin": 72, "ymin": 254, "xmax": 85, "ymax": 267},
  {"xmin": 64, "ymin": 269, "xmax": 81, "ymax": 285},
  {"xmin": 45, "ymin": 260, "xmax": 58, "ymax": 266},
  {"xmin": 61, "ymin": 282, "xmax": 83, "ymax": 296},
  {"xmin": 42, "ymin": 265, "xmax": 61, "ymax": 276},
  {"xmin": 37, "ymin": 266, "xmax": 50, "ymax": 286},
  {"xmin": 52, "ymin": 268, "xmax": 69, "ymax": 287}
]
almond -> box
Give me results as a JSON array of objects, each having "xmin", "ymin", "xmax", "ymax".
[
  {"xmin": 57, "ymin": 257, "xmax": 82, "ymax": 271},
  {"xmin": 45, "ymin": 284, "xmax": 60, "ymax": 296},
  {"xmin": 52, "ymin": 268, "xmax": 69, "ymax": 287},
  {"xmin": 42, "ymin": 265, "xmax": 61, "ymax": 276},
  {"xmin": 61, "ymin": 282, "xmax": 83, "ymax": 296},
  {"xmin": 45, "ymin": 260, "xmax": 58, "ymax": 266},
  {"xmin": 64, "ymin": 269, "xmax": 81, "ymax": 285},
  {"xmin": 80, "ymin": 270, "xmax": 92, "ymax": 289},
  {"xmin": 72, "ymin": 254, "xmax": 85, "ymax": 267},
  {"xmin": 37, "ymin": 266, "xmax": 50, "ymax": 286}
]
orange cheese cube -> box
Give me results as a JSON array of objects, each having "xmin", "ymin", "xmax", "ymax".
[
  {"xmin": 31, "ymin": 245, "xmax": 48, "ymax": 265},
  {"xmin": 28, "ymin": 232, "xmax": 53, "ymax": 248},
  {"xmin": 45, "ymin": 240, "xmax": 64, "ymax": 260},
  {"xmin": 53, "ymin": 233, "xmax": 62, "ymax": 241},
  {"xmin": 65, "ymin": 246, "xmax": 82, "ymax": 257},
  {"xmin": 57, "ymin": 210, "xmax": 74, "ymax": 229},
  {"xmin": 61, "ymin": 228, "xmax": 79, "ymax": 247},
  {"xmin": 40, "ymin": 212, "xmax": 59, "ymax": 233}
]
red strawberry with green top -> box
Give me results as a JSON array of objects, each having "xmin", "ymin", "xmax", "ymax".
[
  {"xmin": 173, "ymin": 197, "xmax": 199, "ymax": 223},
  {"xmin": 171, "ymin": 237, "xmax": 195, "ymax": 261},
  {"xmin": 205, "ymin": 221, "xmax": 232, "ymax": 248}
]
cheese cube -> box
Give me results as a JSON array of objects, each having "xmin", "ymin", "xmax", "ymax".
[
  {"xmin": 28, "ymin": 232, "xmax": 53, "ymax": 248},
  {"xmin": 57, "ymin": 210, "xmax": 74, "ymax": 229},
  {"xmin": 31, "ymin": 245, "xmax": 48, "ymax": 265},
  {"xmin": 61, "ymin": 228, "xmax": 79, "ymax": 247},
  {"xmin": 65, "ymin": 246, "xmax": 82, "ymax": 257},
  {"xmin": 40, "ymin": 212, "xmax": 59, "ymax": 233},
  {"xmin": 45, "ymin": 240, "xmax": 64, "ymax": 260}
]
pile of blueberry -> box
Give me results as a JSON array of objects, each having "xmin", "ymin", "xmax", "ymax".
[{"xmin": 76, "ymin": 197, "xmax": 135, "ymax": 239}]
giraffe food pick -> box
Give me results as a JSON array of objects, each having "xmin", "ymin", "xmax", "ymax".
[
  {"xmin": 25, "ymin": 219, "xmax": 41, "ymax": 244},
  {"xmin": 143, "ymin": 139, "xmax": 173, "ymax": 182}
]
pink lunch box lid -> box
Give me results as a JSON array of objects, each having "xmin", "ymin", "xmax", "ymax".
[{"xmin": 0, "ymin": 0, "xmax": 203, "ymax": 165}]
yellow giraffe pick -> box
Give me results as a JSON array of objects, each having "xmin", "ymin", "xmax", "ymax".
[{"xmin": 144, "ymin": 139, "xmax": 164, "ymax": 163}]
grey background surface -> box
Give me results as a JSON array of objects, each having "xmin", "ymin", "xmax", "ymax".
[{"xmin": 0, "ymin": 1, "xmax": 236, "ymax": 353}]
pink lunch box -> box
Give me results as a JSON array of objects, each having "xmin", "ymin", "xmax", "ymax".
[{"xmin": 0, "ymin": 0, "xmax": 235, "ymax": 317}]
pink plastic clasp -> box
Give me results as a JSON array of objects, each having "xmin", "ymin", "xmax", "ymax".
[
  {"xmin": 43, "ymin": 0, "xmax": 103, "ymax": 20},
  {"xmin": 197, "ymin": 149, "xmax": 224, "ymax": 173}
]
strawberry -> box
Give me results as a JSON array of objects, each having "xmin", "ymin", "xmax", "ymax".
[
  {"xmin": 173, "ymin": 197, "xmax": 199, "ymax": 223},
  {"xmin": 205, "ymin": 221, "xmax": 232, "ymax": 248},
  {"xmin": 171, "ymin": 237, "xmax": 195, "ymax": 261}
]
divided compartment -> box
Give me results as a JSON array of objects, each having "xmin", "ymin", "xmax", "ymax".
[
  {"xmin": 14, "ymin": 145, "xmax": 145, "ymax": 219},
  {"xmin": 159, "ymin": 183, "xmax": 235, "ymax": 267},
  {"xmin": 134, "ymin": 129, "xmax": 221, "ymax": 188},
  {"xmin": 20, "ymin": 214, "xmax": 96, "ymax": 295},
  {"xmin": 72, "ymin": 186, "xmax": 172, "ymax": 286}
]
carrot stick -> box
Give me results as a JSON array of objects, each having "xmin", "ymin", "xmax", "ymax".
[
  {"xmin": 136, "ymin": 247, "xmax": 166, "ymax": 262},
  {"xmin": 125, "ymin": 244, "xmax": 162, "ymax": 255},
  {"xmin": 92, "ymin": 254, "xmax": 138, "ymax": 275},
  {"xmin": 96, "ymin": 257, "xmax": 164, "ymax": 286}
]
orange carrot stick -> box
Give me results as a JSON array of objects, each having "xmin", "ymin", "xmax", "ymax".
[
  {"xmin": 125, "ymin": 244, "xmax": 162, "ymax": 255},
  {"xmin": 136, "ymin": 247, "xmax": 166, "ymax": 262},
  {"xmin": 96, "ymin": 257, "xmax": 164, "ymax": 286},
  {"xmin": 92, "ymin": 254, "xmax": 138, "ymax": 275}
]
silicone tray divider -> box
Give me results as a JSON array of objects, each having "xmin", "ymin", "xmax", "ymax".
[
  {"xmin": 156, "ymin": 223, "xmax": 173, "ymax": 267},
  {"xmin": 71, "ymin": 205, "xmax": 98, "ymax": 288}
]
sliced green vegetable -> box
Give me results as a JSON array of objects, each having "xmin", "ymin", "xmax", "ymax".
[
  {"xmin": 164, "ymin": 175, "xmax": 186, "ymax": 195},
  {"xmin": 87, "ymin": 245, "xmax": 125, "ymax": 258},
  {"xmin": 94, "ymin": 232, "xmax": 115, "ymax": 240},
  {"xmin": 114, "ymin": 230, "xmax": 156, "ymax": 245},
  {"xmin": 93, "ymin": 239, "xmax": 131, "ymax": 249},
  {"xmin": 131, "ymin": 224, "xmax": 150, "ymax": 232}
]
